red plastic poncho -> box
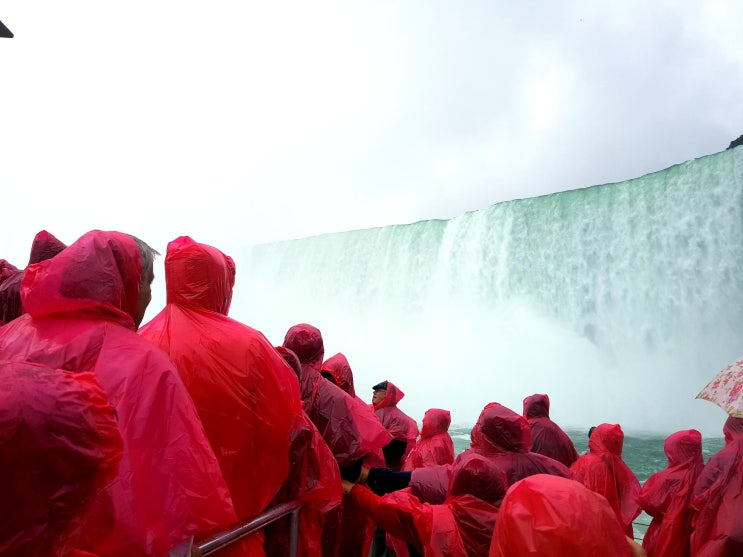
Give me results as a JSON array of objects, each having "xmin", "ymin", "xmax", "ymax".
[
  {"xmin": 404, "ymin": 408, "xmax": 455, "ymax": 471},
  {"xmin": 690, "ymin": 417, "xmax": 743, "ymax": 557},
  {"xmin": 283, "ymin": 324, "xmax": 392, "ymax": 467},
  {"xmin": 0, "ymin": 230, "xmax": 66, "ymax": 325},
  {"xmin": 373, "ymin": 380, "xmax": 420, "ymax": 467},
  {"xmin": 320, "ymin": 352, "xmax": 380, "ymax": 557},
  {"xmin": 638, "ymin": 429, "xmax": 703, "ymax": 557},
  {"xmin": 490, "ymin": 474, "xmax": 631, "ymax": 557},
  {"xmin": 0, "ymin": 361, "xmax": 123, "ymax": 557},
  {"xmin": 459, "ymin": 402, "xmax": 571, "ymax": 487},
  {"xmin": 0, "ymin": 230, "xmax": 236, "ymax": 557},
  {"xmin": 523, "ymin": 394, "xmax": 579, "ymax": 468},
  {"xmin": 139, "ymin": 236, "xmax": 302, "ymax": 521},
  {"xmin": 350, "ymin": 452, "xmax": 504, "ymax": 557},
  {"xmin": 570, "ymin": 423, "xmax": 641, "ymax": 537}
]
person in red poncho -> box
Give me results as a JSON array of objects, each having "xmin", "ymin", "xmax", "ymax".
[
  {"xmin": 138, "ymin": 236, "xmax": 306, "ymax": 556},
  {"xmin": 403, "ymin": 408, "xmax": 455, "ymax": 471},
  {"xmin": 0, "ymin": 230, "xmax": 236, "ymax": 557},
  {"xmin": 264, "ymin": 346, "xmax": 342, "ymax": 557},
  {"xmin": 0, "ymin": 230, "xmax": 66, "ymax": 325},
  {"xmin": 372, "ymin": 380, "xmax": 420, "ymax": 471},
  {"xmin": 344, "ymin": 450, "xmax": 506, "ymax": 557},
  {"xmin": 690, "ymin": 416, "xmax": 743, "ymax": 557},
  {"xmin": 0, "ymin": 361, "xmax": 123, "ymax": 557},
  {"xmin": 455, "ymin": 402, "xmax": 572, "ymax": 487},
  {"xmin": 522, "ymin": 393, "xmax": 579, "ymax": 468},
  {"xmin": 638, "ymin": 429, "xmax": 704, "ymax": 557},
  {"xmin": 570, "ymin": 422, "xmax": 641, "ymax": 538},
  {"xmin": 320, "ymin": 352, "xmax": 383, "ymax": 557},
  {"xmin": 490, "ymin": 474, "xmax": 648, "ymax": 557},
  {"xmin": 283, "ymin": 324, "xmax": 392, "ymax": 557}
]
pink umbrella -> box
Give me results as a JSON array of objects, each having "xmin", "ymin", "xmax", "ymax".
[{"xmin": 696, "ymin": 358, "xmax": 743, "ymax": 417}]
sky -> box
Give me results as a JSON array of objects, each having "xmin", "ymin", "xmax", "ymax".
[{"xmin": 2, "ymin": 1, "xmax": 743, "ymax": 305}]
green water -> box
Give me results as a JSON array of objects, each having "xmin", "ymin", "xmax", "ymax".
[{"xmin": 448, "ymin": 426, "xmax": 726, "ymax": 541}]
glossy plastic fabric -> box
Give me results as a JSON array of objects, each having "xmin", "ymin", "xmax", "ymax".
[
  {"xmin": 265, "ymin": 411, "xmax": 342, "ymax": 557},
  {"xmin": 0, "ymin": 362, "xmax": 123, "ymax": 557},
  {"xmin": 284, "ymin": 324, "xmax": 392, "ymax": 466},
  {"xmin": 570, "ymin": 423, "xmax": 641, "ymax": 536},
  {"xmin": 490, "ymin": 474, "xmax": 630, "ymax": 557},
  {"xmin": 690, "ymin": 417, "xmax": 743, "ymax": 557},
  {"xmin": 0, "ymin": 230, "xmax": 66, "ymax": 325},
  {"xmin": 373, "ymin": 380, "xmax": 420, "ymax": 445},
  {"xmin": 638, "ymin": 429, "xmax": 703, "ymax": 557},
  {"xmin": 0, "ymin": 231, "xmax": 236, "ymax": 556},
  {"xmin": 139, "ymin": 236, "xmax": 302, "ymax": 521},
  {"xmin": 462, "ymin": 402, "xmax": 572, "ymax": 486},
  {"xmin": 322, "ymin": 352, "xmax": 357, "ymax": 397},
  {"xmin": 523, "ymin": 394, "xmax": 579, "ymax": 467},
  {"xmin": 404, "ymin": 408, "xmax": 455, "ymax": 470}
]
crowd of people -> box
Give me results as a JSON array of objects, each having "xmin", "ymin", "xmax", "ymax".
[{"xmin": 1, "ymin": 229, "xmax": 742, "ymax": 557}]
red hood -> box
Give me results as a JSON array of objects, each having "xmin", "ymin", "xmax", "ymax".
[
  {"xmin": 522, "ymin": 394, "xmax": 550, "ymax": 419},
  {"xmin": 321, "ymin": 352, "xmax": 356, "ymax": 397},
  {"xmin": 471, "ymin": 402, "xmax": 531, "ymax": 455},
  {"xmin": 283, "ymin": 323, "xmax": 325, "ymax": 370},
  {"xmin": 21, "ymin": 230, "xmax": 143, "ymax": 330},
  {"xmin": 421, "ymin": 408, "xmax": 451, "ymax": 438},
  {"xmin": 373, "ymin": 380, "xmax": 405, "ymax": 410},
  {"xmin": 164, "ymin": 236, "xmax": 235, "ymax": 314}
]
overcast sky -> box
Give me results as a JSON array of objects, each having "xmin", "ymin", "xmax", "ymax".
[{"xmin": 2, "ymin": 0, "xmax": 742, "ymax": 268}]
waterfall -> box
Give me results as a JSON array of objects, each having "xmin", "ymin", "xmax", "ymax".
[{"xmin": 234, "ymin": 148, "xmax": 743, "ymax": 436}]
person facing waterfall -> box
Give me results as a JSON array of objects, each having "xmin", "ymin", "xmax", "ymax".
[
  {"xmin": 638, "ymin": 429, "xmax": 704, "ymax": 557},
  {"xmin": 522, "ymin": 393, "xmax": 579, "ymax": 467},
  {"xmin": 138, "ymin": 236, "xmax": 305, "ymax": 556},
  {"xmin": 283, "ymin": 323, "xmax": 392, "ymax": 557},
  {"xmin": 570, "ymin": 423, "xmax": 641, "ymax": 538},
  {"xmin": 402, "ymin": 408, "xmax": 455, "ymax": 471},
  {"xmin": 372, "ymin": 380, "xmax": 420, "ymax": 471},
  {"xmin": 689, "ymin": 416, "xmax": 743, "ymax": 557}
]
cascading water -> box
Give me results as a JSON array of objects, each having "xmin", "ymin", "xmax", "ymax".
[{"xmin": 234, "ymin": 148, "xmax": 743, "ymax": 436}]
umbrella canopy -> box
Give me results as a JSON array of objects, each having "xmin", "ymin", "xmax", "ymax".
[{"xmin": 696, "ymin": 358, "xmax": 743, "ymax": 417}]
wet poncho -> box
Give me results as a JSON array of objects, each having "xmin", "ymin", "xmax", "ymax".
[
  {"xmin": 638, "ymin": 429, "xmax": 703, "ymax": 557},
  {"xmin": 283, "ymin": 324, "xmax": 392, "ymax": 467},
  {"xmin": 457, "ymin": 402, "xmax": 571, "ymax": 487},
  {"xmin": 350, "ymin": 452, "xmax": 505, "ymax": 557},
  {"xmin": 373, "ymin": 380, "xmax": 420, "ymax": 468},
  {"xmin": 570, "ymin": 422, "xmax": 641, "ymax": 537},
  {"xmin": 690, "ymin": 416, "xmax": 743, "ymax": 557},
  {"xmin": 0, "ymin": 361, "xmax": 123, "ymax": 557},
  {"xmin": 522, "ymin": 393, "xmax": 579, "ymax": 468},
  {"xmin": 403, "ymin": 408, "xmax": 455, "ymax": 471},
  {"xmin": 0, "ymin": 230, "xmax": 236, "ymax": 556},
  {"xmin": 489, "ymin": 474, "xmax": 631, "ymax": 557},
  {"xmin": 0, "ymin": 230, "xmax": 66, "ymax": 325},
  {"xmin": 266, "ymin": 346, "xmax": 342, "ymax": 557},
  {"xmin": 320, "ymin": 352, "xmax": 379, "ymax": 557},
  {"xmin": 139, "ymin": 236, "xmax": 302, "ymax": 519}
]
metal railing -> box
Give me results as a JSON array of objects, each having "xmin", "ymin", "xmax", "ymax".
[{"xmin": 196, "ymin": 500, "xmax": 302, "ymax": 556}]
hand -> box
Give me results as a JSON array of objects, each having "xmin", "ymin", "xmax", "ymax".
[
  {"xmin": 358, "ymin": 466, "xmax": 370, "ymax": 484},
  {"xmin": 342, "ymin": 479, "xmax": 356, "ymax": 495},
  {"xmin": 626, "ymin": 536, "xmax": 647, "ymax": 557}
]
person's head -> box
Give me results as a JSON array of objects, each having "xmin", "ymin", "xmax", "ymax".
[
  {"xmin": 0, "ymin": 362, "xmax": 123, "ymax": 556},
  {"xmin": 523, "ymin": 393, "xmax": 550, "ymax": 419},
  {"xmin": 490, "ymin": 474, "xmax": 630, "ymax": 557},
  {"xmin": 588, "ymin": 425, "xmax": 597, "ymax": 439},
  {"xmin": 723, "ymin": 416, "xmax": 743, "ymax": 444},
  {"xmin": 448, "ymin": 452, "xmax": 507, "ymax": 506},
  {"xmin": 588, "ymin": 423, "xmax": 624, "ymax": 456},
  {"xmin": 421, "ymin": 408, "xmax": 451, "ymax": 438},
  {"xmin": 275, "ymin": 346, "xmax": 302, "ymax": 379},
  {"xmin": 470, "ymin": 402, "xmax": 531, "ymax": 455},
  {"xmin": 664, "ymin": 429, "xmax": 703, "ymax": 468},
  {"xmin": 372, "ymin": 380, "xmax": 388, "ymax": 406},
  {"xmin": 162, "ymin": 236, "xmax": 236, "ymax": 315},
  {"xmin": 129, "ymin": 235, "xmax": 158, "ymax": 328},
  {"xmin": 283, "ymin": 323, "xmax": 324, "ymax": 369}
]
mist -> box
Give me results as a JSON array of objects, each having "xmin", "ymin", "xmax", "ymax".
[{"xmin": 230, "ymin": 148, "xmax": 743, "ymax": 438}]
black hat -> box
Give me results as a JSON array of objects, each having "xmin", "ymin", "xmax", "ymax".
[{"xmin": 372, "ymin": 381, "xmax": 388, "ymax": 391}]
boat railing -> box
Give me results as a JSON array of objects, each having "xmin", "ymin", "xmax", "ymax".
[{"xmin": 195, "ymin": 500, "xmax": 302, "ymax": 556}]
